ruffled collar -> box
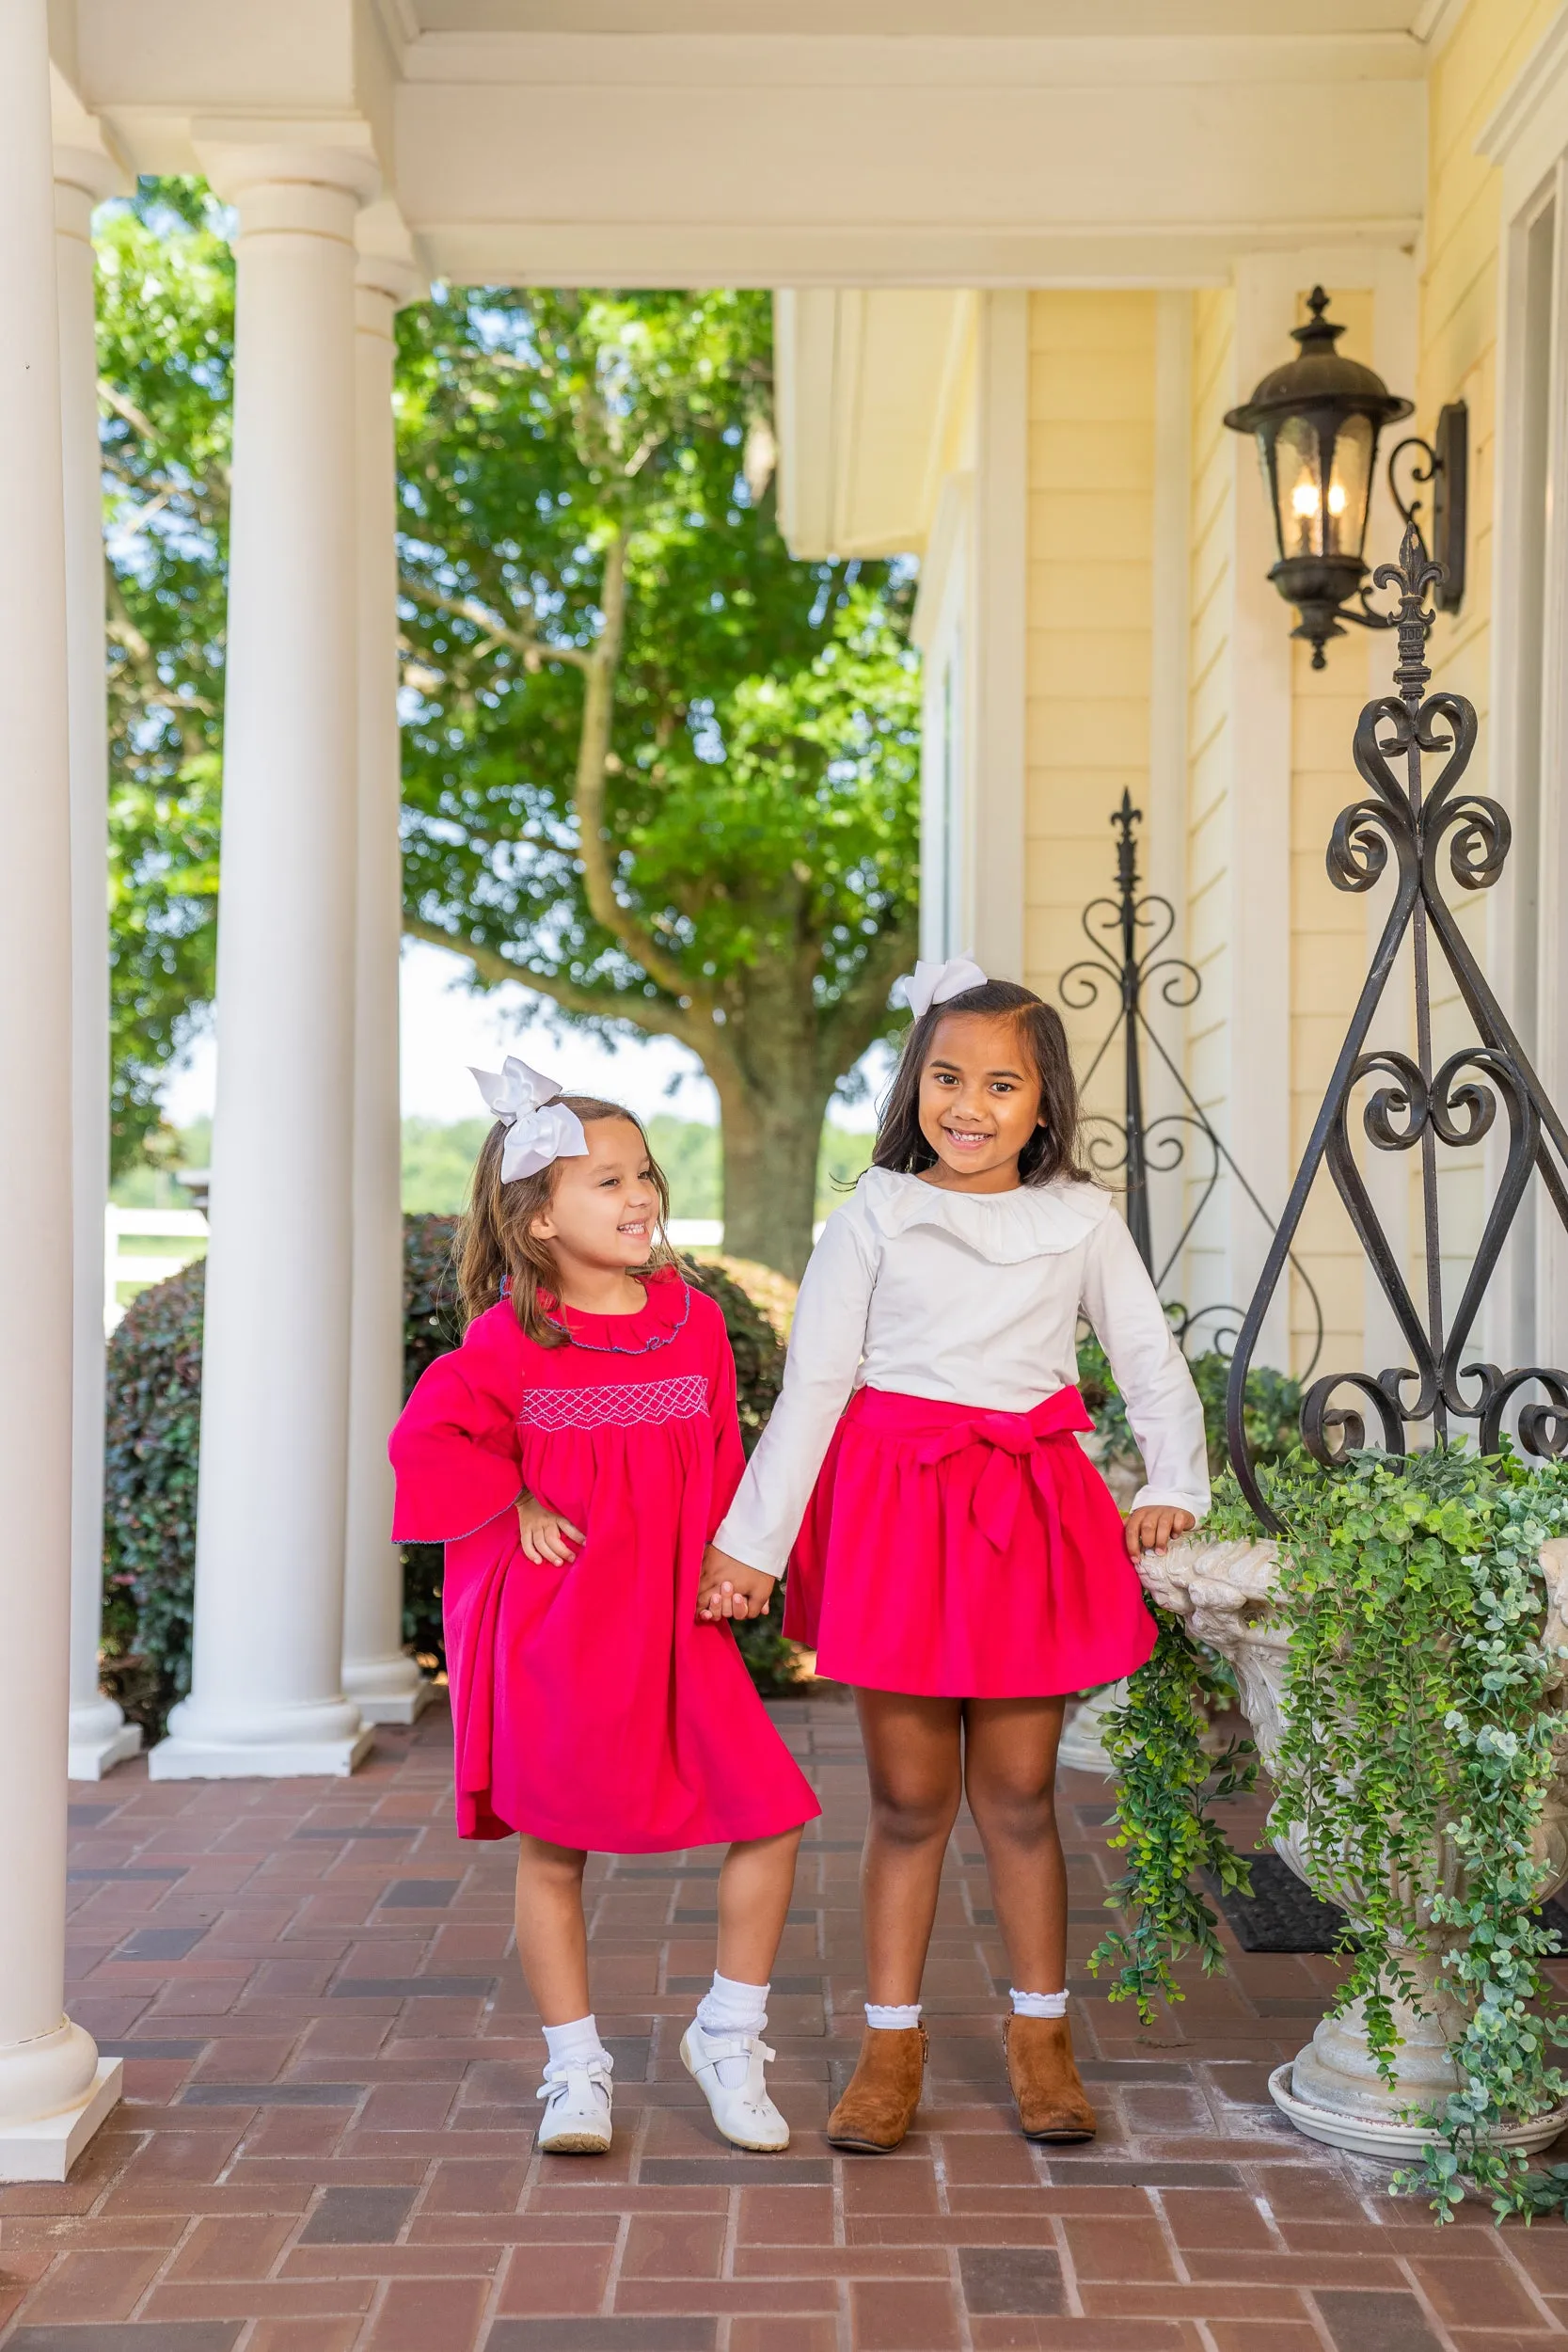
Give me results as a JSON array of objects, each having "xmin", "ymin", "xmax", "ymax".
[
  {"xmin": 537, "ymin": 1263, "xmax": 692, "ymax": 1355},
  {"xmin": 855, "ymin": 1166, "xmax": 1111, "ymax": 1264}
]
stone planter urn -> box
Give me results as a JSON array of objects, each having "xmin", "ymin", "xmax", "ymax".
[
  {"xmin": 1059, "ymin": 1681, "xmax": 1127, "ymax": 1774},
  {"xmin": 1138, "ymin": 1532, "xmax": 1568, "ymax": 2162}
]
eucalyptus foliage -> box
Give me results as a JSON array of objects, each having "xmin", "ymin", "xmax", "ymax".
[{"xmin": 1094, "ymin": 1446, "xmax": 1568, "ymax": 2222}]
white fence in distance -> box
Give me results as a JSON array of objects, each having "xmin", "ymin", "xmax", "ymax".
[{"xmin": 103, "ymin": 1212, "xmax": 736, "ymax": 1337}]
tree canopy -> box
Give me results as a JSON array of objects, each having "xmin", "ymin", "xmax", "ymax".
[
  {"xmin": 97, "ymin": 200, "xmax": 923, "ymax": 1266},
  {"xmin": 397, "ymin": 287, "xmax": 920, "ymax": 1271},
  {"xmin": 98, "ymin": 179, "xmax": 230, "ymax": 1172}
]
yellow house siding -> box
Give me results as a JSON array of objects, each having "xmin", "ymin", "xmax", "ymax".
[
  {"xmin": 1418, "ymin": 0, "xmax": 1555, "ymax": 1321},
  {"xmin": 1022, "ymin": 293, "xmax": 1157, "ymax": 1164},
  {"xmin": 1182, "ymin": 285, "xmax": 1236, "ymax": 1328},
  {"xmin": 1285, "ymin": 288, "xmax": 1377, "ymax": 1379}
]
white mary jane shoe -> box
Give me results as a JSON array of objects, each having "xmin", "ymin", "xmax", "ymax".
[
  {"xmin": 535, "ymin": 2052, "xmax": 614, "ymax": 2154},
  {"xmin": 680, "ymin": 2019, "xmax": 790, "ymax": 2153}
]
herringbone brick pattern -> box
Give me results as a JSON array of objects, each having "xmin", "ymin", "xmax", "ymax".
[{"xmin": 2, "ymin": 1695, "xmax": 1565, "ymax": 2350}]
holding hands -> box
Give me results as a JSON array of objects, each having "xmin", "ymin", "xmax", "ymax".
[
  {"xmin": 696, "ymin": 1544, "xmax": 777, "ymax": 1624},
  {"xmin": 1123, "ymin": 1504, "xmax": 1196, "ymax": 1560},
  {"xmin": 516, "ymin": 1493, "xmax": 585, "ymax": 1565}
]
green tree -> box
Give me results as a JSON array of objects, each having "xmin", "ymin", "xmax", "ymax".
[
  {"xmin": 397, "ymin": 288, "xmax": 920, "ymax": 1277},
  {"xmin": 98, "ymin": 211, "xmax": 922, "ymax": 1258},
  {"xmin": 97, "ymin": 180, "xmax": 230, "ymax": 1173}
]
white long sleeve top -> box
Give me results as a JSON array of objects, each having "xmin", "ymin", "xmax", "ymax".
[{"xmin": 715, "ymin": 1167, "xmax": 1211, "ymax": 1578}]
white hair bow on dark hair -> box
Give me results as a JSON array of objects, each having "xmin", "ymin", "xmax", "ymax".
[
  {"xmin": 894, "ymin": 952, "xmax": 989, "ymax": 1023},
  {"xmin": 469, "ymin": 1057, "xmax": 591, "ymax": 1184}
]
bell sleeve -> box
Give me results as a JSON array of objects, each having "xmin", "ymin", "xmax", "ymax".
[
  {"xmin": 713, "ymin": 1201, "xmax": 877, "ymax": 1577},
  {"xmin": 1078, "ymin": 1207, "xmax": 1211, "ymax": 1521},
  {"xmin": 388, "ymin": 1348, "xmax": 524, "ymax": 1545}
]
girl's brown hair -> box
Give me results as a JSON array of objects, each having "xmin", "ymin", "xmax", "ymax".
[
  {"xmin": 871, "ymin": 978, "xmax": 1092, "ymax": 1188},
  {"xmin": 455, "ymin": 1095, "xmax": 676, "ymax": 1343}
]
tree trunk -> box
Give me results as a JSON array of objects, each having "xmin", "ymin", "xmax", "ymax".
[
  {"xmin": 716, "ymin": 1073, "xmax": 833, "ymax": 1282},
  {"xmin": 708, "ymin": 978, "xmax": 836, "ymax": 1280}
]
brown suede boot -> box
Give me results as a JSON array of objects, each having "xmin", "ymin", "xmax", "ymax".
[
  {"xmin": 826, "ymin": 2025, "xmax": 927, "ymax": 2152},
  {"xmin": 1005, "ymin": 2014, "xmax": 1097, "ymax": 2143}
]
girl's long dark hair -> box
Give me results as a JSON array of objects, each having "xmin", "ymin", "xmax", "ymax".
[
  {"xmin": 455, "ymin": 1096, "xmax": 675, "ymax": 1343},
  {"xmin": 871, "ymin": 979, "xmax": 1092, "ymax": 1188}
]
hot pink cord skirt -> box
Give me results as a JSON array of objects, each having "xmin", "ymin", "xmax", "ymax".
[{"xmin": 784, "ymin": 1384, "xmax": 1157, "ymax": 1699}]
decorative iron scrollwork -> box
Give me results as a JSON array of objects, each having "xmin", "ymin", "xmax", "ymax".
[
  {"xmin": 1065, "ymin": 792, "xmax": 1323, "ymax": 1376},
  {"xmin": 1226, "ymin": 518, "xmax": 1568, "ymax": 1530}
]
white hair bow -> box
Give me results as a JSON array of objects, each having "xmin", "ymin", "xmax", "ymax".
[
  {"xmin": 895, "ymin": 952, "xmax": 989, "ymax": 1023},
  {"xmin": 469, "ymin": 1057, "xmax": 591, "ymax": 1184}
]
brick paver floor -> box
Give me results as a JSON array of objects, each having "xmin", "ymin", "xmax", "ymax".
[{"xmin": 4, "ymin": 1692, "xmax": 1568, "ymax": 2352}]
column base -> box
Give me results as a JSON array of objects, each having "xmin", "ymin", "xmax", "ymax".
[
  {"xmin": 0, "ymin": 2057, "xmax": 121, "ymax": 2184},
  {"xmin": 150, "ymin": 1724, "xmax": 373, "ymax": 1780},
  {"xmin": 150, "ymin": 1692, "xmax": 372, "ymax": 1780},
  {"xmin": 343, "ymin": 1655, "xmax": 436, "ymax": 1726},
  {"xmin": 68, "ymin": 1694, "xmax": 143, "ymax": 1782}
]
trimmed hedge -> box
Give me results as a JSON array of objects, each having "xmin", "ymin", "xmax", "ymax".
[
  {"xmin": 103, "ymin": 1219, "xmax": 794, "ymax": 1731},
  {"xmin": 102, "ymin": 1221, "xmax": 1279, "ymax": 1737}
]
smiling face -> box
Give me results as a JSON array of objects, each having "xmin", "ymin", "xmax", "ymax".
[
  {"xmin": 916, "ymin": 1011, "xmax": 1046, "ymax": 1190},
  {"xmin": 528, "ymin": 1116, "xmax": 661, "ymax": 1274}
]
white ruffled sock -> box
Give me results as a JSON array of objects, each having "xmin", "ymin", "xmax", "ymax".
[
  {"xmin": 542, "ymin": 2014, "xmax": 610, "ymax": 2076},
  {"xmin": 695, "ymin": 1970, "xmax": 769, "ymax": 2087},
  {"xmin": 864, "ymin": 2001, "xmax": 923, "ymax": 2031},
  {"xmin": 1009, "ymin": 1988, "xmax": 1069, "ymax": 2019}
]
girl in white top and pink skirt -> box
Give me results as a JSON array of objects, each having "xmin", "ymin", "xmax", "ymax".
[{"xmin": 697, "ymin": 960, "xmax": 1210, "ymax": 2152}]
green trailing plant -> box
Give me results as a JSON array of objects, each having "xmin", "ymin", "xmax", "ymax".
[
  {"xmin": 103, "ymin": 1217, "xmax": 800, "ymax": 1732},
  {"xmin": 1093, "ymin": 1442, "xmax": 1568, "ymax": 2223},
  {"xmin": 1090, "ymin": 1614, "xmax": 1257, "ymax": 2014}
]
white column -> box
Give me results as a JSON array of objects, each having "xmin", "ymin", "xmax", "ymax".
[
  {"xmin": 341, "ymin": 240, "xmax": 430, "ymax": 1726},
  {"xmin": 55, "ymin": 144, "xmax": 141, "ymax": 1783},
  {"xmin": 0, "ymin": 2, "xmax": 120, "ymax": 2177},
  {"xmin": 966, "ymin": 291, "xmax": 1028, "ymax": 978},
  {"xmin": 153, "ymin": 142, "xmax": 378, "ymax": 1780}
]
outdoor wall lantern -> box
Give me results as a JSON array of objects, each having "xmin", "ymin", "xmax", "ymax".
[{"xmin": 1224, "ymin": 286, "xmax": 1467, "ymax": 668}]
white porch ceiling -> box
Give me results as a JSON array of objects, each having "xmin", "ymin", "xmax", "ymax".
[
  {"xmin": 66, "ymin": 0, "xmax": 1442, "ymax": 288},
  {"xmin": 404, "ymin": 2, "xmax": 1441, "ymax": 32}
]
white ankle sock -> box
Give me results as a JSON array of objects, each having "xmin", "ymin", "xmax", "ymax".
[
  {"xmin": 1009, "ymin": 1989, "xmax": 1069, "ymax": 2019},
  {"xmin": 695, "ymin": 1971, "xmax": 768, "ymax": 2087},
  {"xmin": 543, "ymin": 2014, "xmax": 609, "ymax": 2074},
  {"xmin": 696, "ymin": 1970, "xmax": 769, "ymax": 2037},
  {"xmin": 864, "ymin": 2002, "xmax": 923, "ymax": 2031}
]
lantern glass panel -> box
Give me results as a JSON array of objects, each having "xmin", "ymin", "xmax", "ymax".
[
  {"xmin": 1275, "ymin": 413, "xmax": 1324, "ymax": 561},
  {"xmin": 1326, "ymin": 412, "xmax": 1374, "ymax": 560}
]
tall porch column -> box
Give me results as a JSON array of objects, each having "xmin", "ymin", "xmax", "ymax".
[
  {"xmin": 0, "ymin": 0, "xmax": 119, "ymax": 2176},
  {"xmin": 341, "ymin": 239, "xmax": 430, "ymax": 1725},
  {"xmin": 55, "ymin": 142, "xmax": 141, "ymax": 1782},
  {"xmin": 152, "ymin": 141, "xmax": 378, "ymax": 1780}
]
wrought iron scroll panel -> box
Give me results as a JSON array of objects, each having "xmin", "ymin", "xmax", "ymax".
[
  {"xmin": 1062, "ymin": 792, "xmax": 1324, "ymax": 1373},
  {"xmin": 1225, "ymin": 520, "xmax": 1568, "ymax": 1532}
]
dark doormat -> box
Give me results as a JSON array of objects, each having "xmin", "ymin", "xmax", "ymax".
[{"xmin": 1203, "ymin": 1852, "xmax": 1568, "ymax": 1955}]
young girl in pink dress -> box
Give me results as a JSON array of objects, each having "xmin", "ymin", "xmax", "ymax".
[
  {"xmin": 390, "ymin": 1060, "xmax": 818, "ymax": 2157},
  {"xmin": 698, "ymin": 963, "xmax": 1209, "ymax": 2153}
]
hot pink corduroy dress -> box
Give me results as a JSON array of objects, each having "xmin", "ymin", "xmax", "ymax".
[{"xmin": 388, "ymin": 1269, "xmax": 820, "ymax": 1850}]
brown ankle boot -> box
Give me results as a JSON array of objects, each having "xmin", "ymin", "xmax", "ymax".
[
  {"xmin": 1005, "ymin": 2014, "xmax": 1097, "ymax": 2143},
  {"xmin": 826, "ymin": 2025, "xmax": 927, "ymax": 2152}
]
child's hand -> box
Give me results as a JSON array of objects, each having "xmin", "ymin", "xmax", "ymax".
[
  {"xmin": 515, "ymin": 1494, "xmax": 585, "ymax": 1565},
  {"xmin": 696, "ymin": 1544, "xmax": 777, "ymax": 1624},
  {"xmin": 1124, "ymin": 1505, "xmax": 1196, "ymax": 1560}
]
